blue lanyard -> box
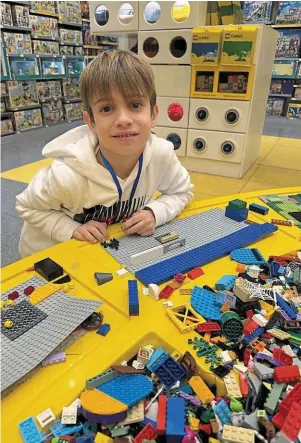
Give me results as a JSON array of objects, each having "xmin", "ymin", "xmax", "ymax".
[{"xmin": 100, "ymin": 151, "xmax": 143, "ymax": 204}]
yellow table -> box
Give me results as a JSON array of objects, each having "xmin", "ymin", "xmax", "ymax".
[{"xmin": 2, "ymin": 187, "xmax": 301, "ymax": 443}]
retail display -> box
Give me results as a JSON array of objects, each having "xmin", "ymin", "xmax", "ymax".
[
  {"xmin": 242, "ymin": 1, "xmax": 273, "ymax": 23},
  {"xmin": 59, "ymin": 28, "xmax": 83, "ymax": 45},
  {"xmin": 65, "ymin": 57, "xmax": 85, "ymax": 77},
  {"xmin": 2, "ymin": 32, "xmax": 32, "ymax": 55},
  {"xmin": 40, "ymin": 57, "xmax": 65, "ymax": 78},
  {"xmin": 37, "ymin": 80, "xmax": 62, "ymax": 101},
  {"xmin": 1, "ymin": 2, "xmax": 13, "ymax": 27},
  {"xmin": 30, "ymin": 15, "xmax": 58, "ymax": 39},
  {"xmin": 11, "ymin": 4, "xmax": 30, "ymax": 28},
  {"xmin": 62, "ymin": 77, "xmax": 80, "ymax": 99},
  {"xmin": 275, "ymin": 1, "xmax": 301, "ymax": 24},
  {"xmin": 13, "ymin": 107, "xmax": 43, "ymax": 132},
  {"xmin": 29, "ymin": 1, "xmax": 57, "ymax": 15},
  {"xmin": 9, "ymin": 55, "xmax": 40, "ymax": 80},
  {"xmin": 59, "ymin": 45, "xmax": 74, "ymax": 56},
  {"xmin": 32, "ymin": 40, "xmax": 59, "ymax": 56},
  {"xmin": 267, "ymin": 97, "xmax": 286, "ymax": 115},
  {"xmin": 275, "ymin": 29, "xmax": 301, "ymax": 58},
  {"xmin": 57, "ymin": 1, "xmax": 82, "ymax": 24},
  {"xmin": 41, "ymin": 99, "xmax": 64, "ymax": 126},
  {"xmin": 1, "ymin": 117, "xmax": 14, "ymax": 136},
  {"xmin": 5, "ymin": 80, "xmax": 39, "ymax": 109},
  {"xmin": 63, "ymin": 101, "xmax": 84, "ymax": 121},
  {"xmin": 287, "ymin": 102, "xmax": 301, "ymax": 118}
]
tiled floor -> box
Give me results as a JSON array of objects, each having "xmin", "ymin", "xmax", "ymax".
[{"xmin": 1, "ymin": 118, "xmax": 301, "ymax": 266}]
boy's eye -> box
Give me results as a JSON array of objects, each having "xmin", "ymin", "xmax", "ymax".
[
  {"xmin": 132, "ymin": 102, "xmax": 143, "ymax": 109},
  {"xmin": 100, "ymin": 106, "xmax": 112, "ymax": 113}
]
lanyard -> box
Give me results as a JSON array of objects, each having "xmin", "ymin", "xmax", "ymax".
[{"xmin": 99, "ymin": 150, "xmax": 143, "ymax": 205}]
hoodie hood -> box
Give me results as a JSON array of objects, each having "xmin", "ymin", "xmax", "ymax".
[{"xmin": 42, "ymin": 124, "xmax": 156, "ymax": 185}]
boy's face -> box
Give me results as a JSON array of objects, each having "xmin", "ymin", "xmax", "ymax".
[{"xmin": 84, "ymin": 87, "xmax": 158, "ymax": 157}]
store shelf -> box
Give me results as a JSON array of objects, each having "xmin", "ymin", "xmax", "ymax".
[
  {"xmin": 2, "ymin": 1, "xmax": 29, "ymax": 5},
  {"xmin": 6, "ymin": 104, "xmax": 41, "ymax": 112},
  {"xmin": 0, "ymin": 24, "xmax": 31, "ymax": 32},
  {"xmin": 58, "ymin": 21, "xmax": 82, "ymax": 28},
  {"xmin": 1, "ymin": 111, "xmax": 13, "ymax": 118},
  {"xmin": 39, "ymin": 97, "xmax": 64, "ymax": 103},
  {"xmin": 7, "ymin": 53, "xmax": 35, "ymax": 57},
  {"xmin": 275, "ymin": 57, "xmax": 301, "ymax": 61},
  {"xmin": 59, "ymin": 42, "xmax": 83, "ymax": 47},
  {"xmin": 63, "ymin": 98, "xmax": 82, "ymax": 103},
  {"xmin": 272, "ymin": 24, "xmax": 301, "ymax": 28},
  {"xmin": 29, "ymin": 11, "xmax": 58, "ymax": 18},
  {"xmin": 291, "ymin": 97, "xmax": 301, "ymax": 101},
  {"xmin": 31, "ymin": 36, "xmax": 60, "ymax": 42},
  {"xmin": 85, "ymin": 56, "xmax": 96, "ymax": 59},
  {"xmin": 269, "ymin": 93, "xmax": 291, "ymax": 97}
]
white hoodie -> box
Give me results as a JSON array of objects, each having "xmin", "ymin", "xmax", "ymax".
[{"xmin": 16, "ymin": 125, "xmax": 193, "ymax": 257}]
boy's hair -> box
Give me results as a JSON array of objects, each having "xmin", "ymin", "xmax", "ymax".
[{"xmin": 80, "ymin": 50, "xmax": 157, "ymax": 120}]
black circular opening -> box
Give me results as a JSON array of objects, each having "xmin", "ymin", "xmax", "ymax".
[
  {"xmin": 193, "ymin": 138, "xmax": 206, "ymax": 152},
  {"xmin": 170, "ymin": 36, "xmax": 187, "ymax": 58},
  {"xmin": 196, "ymin": 107, "xmax": 208, "ymax": 122},
  {"xmin": 143, "ymin": 37, "xmax": 159, "ymax": 58},
  {"xmin": 221, "ymin": 141, "xmax": 235, "ymax": 155},
  {"xmin": 167, "ymin": 133, "xmax": 181, "ymax": 150},
  {"xmin": 225, "ymin": 109, "xmax": 239, "ymax": 124}
]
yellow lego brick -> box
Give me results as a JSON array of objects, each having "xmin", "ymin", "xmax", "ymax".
[
  {"xmin": 203, "ymin": 333, "xmax": 212, "ymax": 342},
  {"xmin": 209, "ymin": 438, "xmax": 220, "ymax": 443},
  {"xmin": 224, "ymin": 373, "xmax": 242, "ymax": 398},
  {"xmin": 80, "ymin": 389, "xmax": 128, "ymax": 415},
  {"xmin": 117, "ymin": 401, "xmax": 144, "ymax": 426},
  {"xmin": 267, "ymin": 329, "xmax": 290, "ymax": 340},
  {"xmin": 188, "ymin": 415, "xmax": 200, "ymax": 431},
  {"xmin": 222, "ymin": 425, "xmax": 255, "ymax": 443},
  {"xmin": 189, "ymin": 376, "xmax": 215, "ymax": 403},
  {"xmin": 94, "ymin": 432, "xmax": 113, "ymax": 443},
  {"xmin": 259, "ymin": 301, "xmax": 275, "ymax": 319},
  {"xmin": 29, "ymin": 284, "xmax": 61, "ymax": 305}
]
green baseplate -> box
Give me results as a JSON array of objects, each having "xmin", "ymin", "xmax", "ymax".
[{"xmin": 260, "ymin": 193, "xmax": 301, "ymax": 229}]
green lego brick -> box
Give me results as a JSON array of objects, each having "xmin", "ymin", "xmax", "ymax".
[
  {"xmin": 264, "ymin": 383, "xmax": 284, "ymax": 415},
  {"xmin": 229, "ymin": 199, "xmax": 247, "ymax": 210}
]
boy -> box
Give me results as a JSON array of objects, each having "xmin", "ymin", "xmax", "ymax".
[{"xmin": 16, "ymin": 50, "xmax": 193, "ymax": 257}]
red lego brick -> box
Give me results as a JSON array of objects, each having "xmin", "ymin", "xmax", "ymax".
[
  {"xmin": 196, "ymin": 321, "xmax": 221, "ymax": 333},
  {"xmin": 8, "ymin": 291, "xmax": 19, "ymax": 301},
  {"xmin": 199, "ymin": 424, "xmax": 211, "ymax": 435},
  {"xmin": 187, "ymin": 267, "xmax": 204, "ymax": 280},
  {"xmin": 273, "ymin": 365, "xmax": 300, "ymax": 384},
  {"xmin": 279, "ymin": 383, "xmax": 301, "ymax": 415},
  {"xmin": 159, "ymin": 285, "xmax": 174, "ymax": 299},
  {"xmin": 239, "ymin": 373, "xmax": 249, "ymax": 398},
  {"xmin": 243, "ymin": 320, "xmax": 259, "ymax": 336},
  {"xmin": 133, "ymin": 424, "xmax": 157, "ymax": 443},
  {"xmin": 174, "ymin": 273, "xmax": 186, "ymax": 283},
  {"xmin": 273, "ymin": 348, "xmax": 293, "ymax": 366},
  {"xmin": 272, "ymin": 412, "xmax": 286, "ymax": 429},
  {"xmin": 244, "ymin": 348, "xmax": 252, "ymax": 366},
  {"xmin": 246, "ymin": 310, "xmax": 254, "ymax": 319},
  {"xmin": 281, "ymin": 402, "xmax": 301, "ymax": 442},
  {"xmin": 157, "ymin": 395, "xmax": 167, "ymax": 435},
  {"xmin": 24, "ymin": 286, "xmax": 35, "ymax": 296},
  {"xmin": 261, "ymin": 333, "xmax": 273, "ymax": 339}
]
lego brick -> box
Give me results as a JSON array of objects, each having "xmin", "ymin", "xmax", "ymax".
[
  {"xmin": 117, "ymin": 401, "xmax": 144, "ymax": 426},
  {"xmin": 276, "ymin": 293, "xmax": 297, "ymax": 320},
  {"xmin": 94, "ymin": 272, "xmax": 113, "ymax": 286},
  {"xmin": 229, "ymin": 199, "xmax": 247, "ymax": 210},
  {"xmin": 216, "ymin": 291, "xmax": 236, "ymax": 308},
  {"xmin": 214, "ymin": 399, "xmax": 232, "ymax": 424},
  {"xmin": 242, "ymin": 327, "xmax": 265, "ymax": 345},
  {"xmin": 18, "ymin": 417, "xmax": 43, "ymax": 443},
  {"xmin": 61, "ymin": 406, "xmax": 77, "ymax": 425},
  {"xmin": 157, "ymin": 395, "xmax": 167, "ymax": 435},
  {"xmin": 29, "ymin": 283, "xmax": 61, "ymax": 305},
  {"xmin": 154, "ymin": 356, "xmax": 186, "ymax": 389},
  {"xmin": 50, "ymin": 419, "xmax": 83, "ymax": 437},
  {"xmin": 98, "ymin": 374, "xmax": 153, "ymax": 407},
  {"xmin": 225, "ymin": 206, "xmax": 248, "ymax": 222},
  {"xmin": 273, "ymin": 365, "xmax": 300, "ymax": 383},
  {"xmin": 1, "ymin": 300, "xmax": 47, "ymax": 341},
  {"xmin": 279, "ymin": 383, "xmax": 301, "ymax": 415},
  {"xmin": 166, "ymin": 397, "xmax": 186, "ymax": 443},
  {"xmin": 187, "ymin": 267, "xmax": 204, "ymax": 280},
  {"xmin": 267, "ymin": 328, "xmax": 290, "ymax": 341},
  {"xmin": 243, "ymin": 320, "xmax": 259, "ymax": 336},
  {"xmin": 34, "ymin": 257, "xmax": 63, "ymax": 281},
  {"xmin": 254, "ymin": 362, "xmax": 274, "ymax": 380},
  {"xmin": 80, "ymin": 389, "xmax": 128, "ymax": 423},
  {"xmin": 133, "ymin": 424, "xmax": 157, "ymax": 443},
  {"xmin": 97, "ymin": 323, "xmax": 111, "ymax": 336},
  {"xmin": 249, "ymin": 203, "xmax": 269, "ymax": 215},
  {"xmin": 223, "ymin": 373, "xmax": 242, "ymax": 398},
  {"xmin": 112, "ymin": 365, "xmax": 144, "ymax": 375},
  {"xmin": 230, "ymin": 248, "xmax": 266, "ymax": 265},
  {"xmin": 147, "ymin": 347, "xmax": 169, "ymax": 372},
  {"xmin": 36, "ymin": 408, "xmax": 55, "ymax": 428},
  {"xmin": 131, "ymin": 244, "xmax": 164, "ymax": 266},
  {"xmin": 8, "ymin": 290, "xmax": 19, "ymax": 300},
  {"xmin": 42, "ymin": 352, "xmax": 66, "ymax": 367},
  {"xmin": 239, "ymin": 374, "xmax": 249, "ymax": 397},
  {"xmin": 222, "ymin": 425, "xmax": 255, "ymax": 443},
  {"xmin": 190, "ymin": 287, "xmax": 221, "ymax": 320},
  {"xmin": 1, "ymin": 276, "xmax": 101, "ymax": 392},
  {"xmin": 197, "ymin": 321, "xmax": 221, "ymax": 333},
  {"xmin": 215, "ymin": 275, "xmax": 236, "ymax": 291},
  {"xmin": 264, "ymin": 383, "xmax": 284, "ymax": 415},
  {"xmin": 273, "ymin": 348, "xmax": 293, "ymax": 366},
  {"xmin": 128, "ymin": 280, "xmax": 139, "ymax": 316},
  {"xmin": 189, "ymin": 376, "xmax": 214, "ymax": 403},
  {"xmin": 86, "ymin": 369, "xmax": 119, "ymax": 390},
  {"xmin": 282, "ymin": 402, "xmax": 301, "ymax": 442}
]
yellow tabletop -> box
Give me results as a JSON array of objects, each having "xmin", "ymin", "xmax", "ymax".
[{"xmin": 2, "ymin": 187, "xmax": 301, "ymax": 443}]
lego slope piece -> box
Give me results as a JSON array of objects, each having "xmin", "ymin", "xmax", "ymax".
[
  {"xmin": 1, "ymin": 276, "xmax": 101, "ymax": 392},
  {"xmin": 135, "ymin": 223, "xmax": 277, "ymax": 285},
  {"xmin": 98, "ymin": 374, "xmax": 153, "ymax": 407},
  {"xmin": 190, "ymin": 287, "xmax": 221, "ymax": 321},
  {"xmin": 19, "ymin": 417, "xmax": 43, "ymax": 443},
  {"xmin": 166, "ymin": 397, "xmax": 186, "ymax": 443},
  {"xmin": 230, "ymin": 248, "xmax": 266, "ymax": 265}
]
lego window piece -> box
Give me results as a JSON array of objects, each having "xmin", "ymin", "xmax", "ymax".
[{"xmin": 1, "ymin": 300, "xmax": 47, "ymax": 341}]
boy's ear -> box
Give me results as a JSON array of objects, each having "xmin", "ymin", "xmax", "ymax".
[
  {"xmin": 83, "ymin": 110, "xmax": 97, "ymax": 135},
  {"xmin": 151, "ymin": 105, "xmax": 159, "ymax": 129}
]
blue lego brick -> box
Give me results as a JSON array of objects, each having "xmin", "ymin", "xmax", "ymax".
[
  {"xmin": 190, "ymin": 287, "xmax": 221, "ymax": 321},
  {"xmin": 214, "ymin": 399, "xmax": 232, "ymax": 424},
  {"xmin": 96, "ymin": 323, "xmax": 110, "ymax": 336},
  {"xmin": 230, "ymin": 248, "xmax": 266, "ymax": 265},
  {"xmin": 147, "ymin": 347, "xmax": 169, "ymax": 372},
  {"xmin": 249, "ymin": 203, "xmax": 269, "ymax": 215},
  {"xmin": 128, "ymin": 280, "xmax": 139, "ymax": 316},
  {"xmin": 154, "ymin": 356, "xmax": 186, "ymax": 389},
  {"xmin": 135, "ymin": 223, "xmax": 278, "ymax": 285},
  {"xmin": 166, "ymin": 397, "xmax": 186, "ymax": 443},
  {"xmin": 98, "ymin": 374, "xmax": 153, "ymax": 407},
  {"xmin": 76, "ymin": 434, "xmax": 95, "ymax": 443},
  {"xmin": 225, "ymin": 206, "xmax": 248, "ymax": 222},
  {"xmin": 269, "ymin": 261, "xmax": 286, "ymax": 278},
  {"xmin": 19, "ymin": 417, "xmax": 43, "ymax": 443},
  {"xmin": 50, "ymin": 420, "xmax": 83, "ymax": 437},
  {"xmin": 142, "ymin": 417, "xmax": 157, "ymax": 428},
  {"xmin": 216, "ymin": 291, "xmax": 236, "ymax": 308},
  {"xmin": 276, "ymin": 293, "xmax": 297, "ymax": 320},
  {"xmin": 215, "ymin": 275, "xmax": 236, "ymax": 291},
  {"xmin": 242, "ymin": 327, "xmax": 265, "ymax": 345}
]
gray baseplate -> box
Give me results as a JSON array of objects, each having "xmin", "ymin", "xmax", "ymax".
[
  {"xmin": 1, "ymin": 276, "xmax": 101, "ymax": 391},
  {"xmin": 105, "ymin": 208, "xmax": 249, "ymax": 273}
]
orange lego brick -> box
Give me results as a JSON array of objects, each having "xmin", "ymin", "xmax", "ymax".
[{"xmin": 189, "ymin": 376, "xmax": 214, "ymax": 404}]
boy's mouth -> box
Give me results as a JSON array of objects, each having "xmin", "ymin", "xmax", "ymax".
[{"xmin": 112, "ymin": 132, "xmax": 138, "ymax": 139}]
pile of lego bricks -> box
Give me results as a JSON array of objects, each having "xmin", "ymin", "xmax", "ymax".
[
  {"xmin": 260, "ymin": 194, "xmax": 301, "ymax": 229},
  {"xmin": 18, "ymin": 251, "xmax": 301, "ymax": 443}
]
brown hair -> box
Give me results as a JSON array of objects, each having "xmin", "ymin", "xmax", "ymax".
[{"xmin": 80, "ymin": 50, "xmax": 157, "ymax": 120}]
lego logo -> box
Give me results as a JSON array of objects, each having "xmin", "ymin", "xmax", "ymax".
[
  {"xmin": 225, "ymin": 33, "xmax": 230, "ymax": 39},
  {"xmin": 231, "ymin": 34, "xmax": 243, "ymax": 38}
]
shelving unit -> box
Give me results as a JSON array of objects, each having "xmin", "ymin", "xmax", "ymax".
[{"xmin": 1, "ymin": 0, "xmax": 119, "ymax": 135}]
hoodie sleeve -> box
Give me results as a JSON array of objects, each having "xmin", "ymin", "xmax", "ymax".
[
  {"xmin": 16, "ymin": 164, "xmax": 81, "ymax": 243},
  {"xmin": 144, "ymin": 148, "xmax": 194, "ymax": 227}
]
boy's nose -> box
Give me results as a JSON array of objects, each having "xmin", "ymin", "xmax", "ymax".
[{"xmin": 115, "ymin": 110, "xmax": 133, "ymax": 127}]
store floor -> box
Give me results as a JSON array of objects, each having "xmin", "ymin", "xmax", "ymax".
[{"xmin": 1, "ymin": 116, "xmax": 301, "ymax": 267}]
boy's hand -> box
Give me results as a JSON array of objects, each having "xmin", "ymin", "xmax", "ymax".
[
  {"xmin": 122, "ymin": 209, "xmax": 156, "ymax": 236},
  {"xmin": 72, "ymin": 220, "xmax": 109, "ymax": 243}
]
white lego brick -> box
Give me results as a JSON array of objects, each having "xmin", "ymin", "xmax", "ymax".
[
  {"xmin": 186, "ymin": 129, "xmax": 245, "ymax": 164},
  {"xmin": 61, "ymin": 406, "xmax": 77, "ymax": 425},
  {"xmin": 116, "ymin": 268, "xmax": 128, "ymax": 277},
  {"xmin": 142, "ymin": 287, "xmax": 149, "ymax": 295},
  {"xmin": 138, "ymin": 29, "xmax": 192, "ymax": 65},
  {"xmin": 233, "ymin": 364, "xmax": 248, "ymax": 374},
  {"xmin": 188, "ymin": 98, "xmax": 251, "ymax": 133},
  {"xmin": 157, "ymin": 97, "xmax": 190, "ymax": 128},
  {"xmin": 36, "ymin": 408, "xmax": 56, "ymax": 428},
  {"xmin": 221, "ymin": 350, "xmax": 232, "ymax": 365},
  {"xmin": 68, "ymin": 398, "xmax": 81, "ymax": 408},
  {"xmin": 131, "ymin": 244, "xmax": 164, "ymax": 266},
  {"xmin": 132, "ymin": 360, "xmax": 145, "ymax": 370},
  {"xmin": 148, "ymin": 283, "xmax": 160, "ymax": 301},
  {"xmin": 153, "ymin": 126, "xmax": 187, "ymax": 157},
  {"xmin": 138, "ymin": 1, "xmax": 207, "ymax": 30},
  {"xmin": 252, "ymin": 314, "xmax": 268, "ymax": 327},
  {"xmin": 282, "ymin": 345, "xmax": 295, "ymax": 357},
  {"xmin": 90, "ymin": 1, "xmax": 139, "ymax": 34},
  {"xmin": 152, "ymin": 65, "xmax": 191, "ymax": 98},
  {"xmin": 163, "ymin": 301, "xmax": 173, "ymax": 308}
]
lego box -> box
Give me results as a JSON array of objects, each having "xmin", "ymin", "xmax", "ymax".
[
  {"xmin": 191, "ymin": 27, "xmax": 223, "ymax": 65},
  {"xmin": 1, "ymin": 117, "xmax": 14, "ymax": 136},
  {"xmin": 30, "ymin": 1, "xmax": 57, "ymax": 15},
  {"xmin": 42, "ymin": 99, "xmax": 64, "ymax": 126},
  {"xmin": 276, "ymin": 1, "xmax": 301, "ymax": 24},
  {"xmin": 63, "ymin": 101, "xmax": 84, "ymax": 121},
  {"xmin": 37, "ymin": 80, "xmax": 62, "ymax": 101},
  {"xmin": 2, "ymin": 32, "xmax": 32, "ymax": 55},
  {"xmin": 287, "ymin": 102, "xmax": 301, "ymax": 118},
  {"xmin": 6, "ymin": 80, "xmax": 39, "ymax": 109},
  {"xmin": 221, "ymin": 25, "xmax": 258, "ymax": 66},
  {"xmin": 11, "ymin": 4, "xmax": 30, "ymax": 28},
  {"xmin": 32, "ymin": 40, "xmax": 59, "ymax": 56},
  {"xmin": 13, "ymin": 108, "xmax": 43, "ymax": 132},
  {"xmin": 1, "ymin": 2, "xmax": 13, "ymax": 27},
  {"xmin": 58, "ymin": 1, "xmax": 82, "ymax": 24},
  {"xmin": 62, "ymin": 78, "xmax": 80, "ymax": 99}
]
